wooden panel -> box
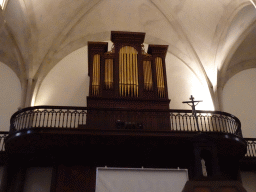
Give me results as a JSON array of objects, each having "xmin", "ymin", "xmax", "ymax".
[
  {"xmin": 55, "ymin": 165, "xmax": 96, "ymax": 192},
  {"xmin": 194, "ymin": 187, "xmax": 211, "ymax": 192}
]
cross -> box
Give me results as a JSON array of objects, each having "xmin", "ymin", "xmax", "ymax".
[{"xmin": 182, "ymin": 95, "xmax": 203, "ymax": 132}]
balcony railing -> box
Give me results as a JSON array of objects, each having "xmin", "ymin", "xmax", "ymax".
[
  {"xmin": 10, "ymin": 106, "xmax": 242, "ymax": 137},
  {"xmin": 0, "ymin": 132, "xmax": 8, "ymax": 151},
  {"xmin": 244, "ymin": 138, "xmax": 256, "ymax": 158}
]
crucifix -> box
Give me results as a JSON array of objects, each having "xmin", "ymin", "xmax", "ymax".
[{"xmin": 182, "ymin": 95, "xmax": 202, "ymax": 132}]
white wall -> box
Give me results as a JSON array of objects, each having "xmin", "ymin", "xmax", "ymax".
[
  {"xmin": 222, "ymin": 69, "xmax": 256, "ymax": 138},
  {"xmin": 0, "ymin": 62, "xmax": 21, "ymax": 131},
  {"xmin": 241, "ymin": 171, "xmax": 256, "ymax": 192},
  {"xmin": 35, "ymin": 46, "xmax": 89, "ymax": 106},
  {"xmin": 166, "ymin": 53, "xmax": 214, "ymax": 110}
]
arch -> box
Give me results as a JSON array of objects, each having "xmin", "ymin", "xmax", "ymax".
[
  {"xmin": 216, "ymin": 3, "xmax": 256, "ymax": 110},
  {"xmin": 217, "ymin": 3, "xmax": 256, "ymax": 76}
]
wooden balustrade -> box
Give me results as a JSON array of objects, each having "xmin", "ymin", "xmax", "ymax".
[
  {"xmin": 10, "ymin": 106, "xmax": 242, "ymax": 137},
  {"xmin": 0, "ymin": 107, "xmax": 255, "ymax": 160},
  {"xmin": 244, "ymin": 138, "xmax": 256, "ymax": 158}
]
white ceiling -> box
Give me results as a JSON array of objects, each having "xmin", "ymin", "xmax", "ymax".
[{"xmin": 0, "ymin": 0, "xmax": 256, "ymax": 108}]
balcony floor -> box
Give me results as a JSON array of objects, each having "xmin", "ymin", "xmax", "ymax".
[{"xmin": 5, "ymin": 128, "xmax": 247, "ymax": 168}]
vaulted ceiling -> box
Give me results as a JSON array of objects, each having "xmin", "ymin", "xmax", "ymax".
[{"xmin": 0, "ymin": 0, "xmax": 256, "ymax": 109}]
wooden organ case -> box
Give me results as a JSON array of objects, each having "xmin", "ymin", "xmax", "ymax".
[{"xmin": 86, "ymin": 31, "xmax": 170, "ymax": 131}]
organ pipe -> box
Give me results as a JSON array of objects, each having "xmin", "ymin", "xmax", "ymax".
[
  {"xmin": 92, "ymin": 54, "xmax": 100, "ymax": 96},
  {"xmin": 155, "ymin": 57, "xmax": 165, "ymax": 98},
  {"xmin": 105, "ymin": 59, "xmax": 113, "ymax": 89},
  {"xmin": 143, "ymin": 60, "xmax": 153, "ymax": 91},
  {"xmin": 119, "ymin": 46, "xmax": 138, "ymax": 97}
]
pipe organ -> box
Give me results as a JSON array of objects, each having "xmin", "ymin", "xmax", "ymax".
[{"xmin": 87, "ymin": 31, "xmax": 170, "ymax": 110}]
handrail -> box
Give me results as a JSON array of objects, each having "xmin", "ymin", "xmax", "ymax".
[
  {"xmin": 0, "ymin": 132, "xmax": 8, "ymax": 151},
  {"xmin": 244, "ymin": 138, "xmax": 256, "ymax": 158},
  {"xmin": 9, "ymin": 106, "xmax": 243, "ymax": 137}
]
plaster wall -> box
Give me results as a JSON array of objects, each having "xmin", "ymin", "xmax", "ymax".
[
  {"xmin": 241, "ymin": 171, "xmax": 256, "ymax": 192},
  {"xmin": 0, "ymin": 62, "xmax": 21, "ymax": 131},
  {"xmin": 222, "ymin": 68, "xmax": 256, "ymax": 138},
  {"xmin": 35, "ymin": 46, "xmax": 89, "ymax": 107}
]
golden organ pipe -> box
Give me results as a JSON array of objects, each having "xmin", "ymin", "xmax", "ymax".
[
  {"xmin": 147, "ymin": 61, "xmax": 150, "ymax": 90},
  {"xmin": 119, "ymin": 48, "xmax": 122, "ymax": 95},
  {"xmin": 123, "ymin": 47, "xmax": 127, "ymax": 96},
  {"xmin": 92, "ymin": 56, "xmax": 94, "ymax": 95},
  {"xmin": 130, "ymin": 47, "xmax": 133, "ymax": 96},
  {"xmin": 127, "ymin": 47, "xmax": 129, "ymax": 96},
  {"xmin": 108, "ymin": 59, "xmax": 110, "ymax": 88},
  {"xmin": 109, "ymin": 59, "xmax": 111, "ymax": 88},
  {"xmin": 133, "ymin": 52, "xmax": 136, "ymax": 96},
  {"xmin": 144, "ymin": 60, "xmax": 153, "ymax": 91},
  {"xmin": 135, "ymin": 52, "xmax": 138, "ymax": 97},
  {"xmin": 143, "ymin": 61, "xmax": 147, "ymax": 90},
  {"xmin": 119, "ymin": 46, "xmax": 138, "ymax": 97},
  {"xmin": 157, "ymin": 57, "xmax": 160, "ymax": 96},
  {"xmin": 92, "ymin": 56, "xmax": 95, "ymax": 95},
  {"xmin": 149, "ymin": 61, "xmax": 152, "ymax": 90},
  {"xmin": 156, "ymin": 58, "xmax": 160, "ymax": 96},
  {"xmin": 161, "ymin": 58, "xmax": 165, "ymax": 97},
  {"xmin": 105, "ymin": 59, "xmax": 113, "ymax": 89},
  {"xmin": 156, "ymin": 57, "xmax": 165, "ymax": 97},
  {"xmin": 92, "ymin": 54, "xmax": 100, "ymax": 96},
  {"xmin": 105, "ymin": 59, "xmax": 108, "ymax": 88},
  {"xmin": 96, "ymin": 55, "xmax": 99, "ymax": 95},
  {"xmin": 96, "ymin": 55, "xmax": 98, "ymax": 94},
  {"xmin": 109, "ymin": 59, "xmax": 112, "ymax": 88},
  {"xmin": 159, "ymin": 59, "xmax": 162, "ymax": 97},
  {"xmin": 146, "ymin": 61, "xmax": 148, "ymax": 90}
]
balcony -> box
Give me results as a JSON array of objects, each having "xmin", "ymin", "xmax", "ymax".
[
  {"xmin": 9, "ymin": 106, "xmax": 243, "ymax": 134},
  {"xmin": 4, "ymin": 106, "xmax": 245, "ymax": 159}
]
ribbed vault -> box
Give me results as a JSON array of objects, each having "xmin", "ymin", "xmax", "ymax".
[{"xmin": 0, "ymin": 0, "xmax": 255, "ymax": 111}]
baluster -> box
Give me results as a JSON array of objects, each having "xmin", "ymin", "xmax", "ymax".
[
  {"xmin": 252, "ymin": 141, "xmax": 256, "ymax": 157},
  {"xmin": 59, "ymin": 110, "xmax": 63, "ymax": 128},
  {"xmin": 44, "ymin": 110, "xmax": 48, "ymax": 127},
  {"xmin": 75, "ymin": 111, "xmax": 79, "ymax": 128},
  {"xmin": 63, "ymin": 110, "xmax": 67, "ymax": 128},
  {"xmin": 230, "ymin": 118, "xmax": 235, "ymax": 134},
  {"xmin": 224, "ymin": 117, "xmax": 229, "ymax": 133},
  {"xmin": 203, "ymin": 115, "xmax": 207, "ymax": 132},
  {"xmin": 54, "ymin": 111, "xmax": 57, "ymax": 128},
  {"xmin": 69, "ymin": 111, "xmax": 73, "ymax": 128},
  {"xmin": 170, "ymin": 113, "xmax": 173, "ymax": 130},
  {"xmin": 188, "ymin": 114, "xmax": 192, "ymax": 132},
  {"xmin": 227, "ymin": 117, "xmax": 232, "ymax": 134},
  {"xmin": 21, "ymin": 112, "xmax": 25, "ymax": 129},
  {"xmin": 49, "ymin": 111, "xmax": 53, "ymax": 127},
  {"xmin": 249, "ymin": 142, "xmax": 253, "ymax": 157},
  {"xmin": 177, "ymin": 113, "xmax": 182, "ymax": 131},
  {"xmin": 181, "ymin": 114, "xmax": 185, "ymax": 131},
  {"xmin": 184, "ymin": 114, "xmax": 188, "ymax": 131}
]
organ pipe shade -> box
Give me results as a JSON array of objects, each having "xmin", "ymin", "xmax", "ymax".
[
  {"xmin": 143, "ymin": 60, "xmax": 153, "ymax": 91},
  {"xmin": 119, "ymin": 46, "xmax": 138, "ymax": 97},
  {"xmin": 155, "ymin": 57, "xmax": 165, "ymax": 98},
  {"xmin": 92, "ymin": 54, "xmax": 100, "ymax": 96},
  {"xmin": 105, "ymin": 59, "xmax": 113, "ymax": 89}
]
